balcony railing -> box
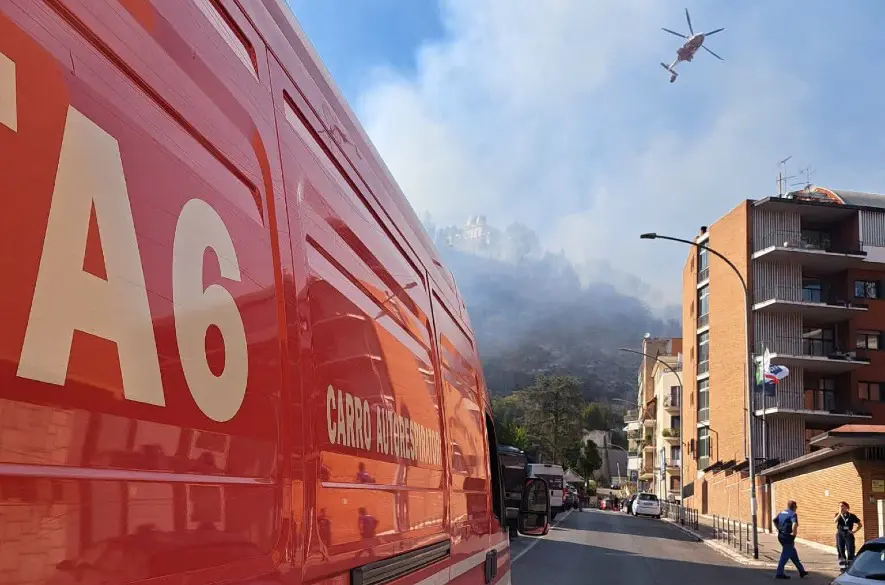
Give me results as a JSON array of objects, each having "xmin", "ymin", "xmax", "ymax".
[
  {"xmin": 754, "ymin": 285, "xmax": 865, "ymax": 308},
  {"xmin": 662, "ymin": 427, "xmax": 680, "ymax": 438},
  {"xmin": 624, "ymin": 409, "xmax": 639, "ymax": 422},
  {"xmin": 697, "ymin": 313, "xmax": 710, "ymax": 329},
  {"xmin": 664, "ymin": 395, "xmax": 680, "ymax": 409},
  {"xmin": 762, "ymin": 337, "xmax": 871, "ymax": 363},
  {"xmin": 753, "ymin": 229, "xmax": 865, "ymax": 256}
]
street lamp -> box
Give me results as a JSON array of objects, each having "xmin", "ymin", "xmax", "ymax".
[
  {"xmin": 640, "ymin": 232, "xmax": 759, "ymax": 559},
  {"xmin": 620, "ymin": 347, "xmax": 684, "ymax": 505}
]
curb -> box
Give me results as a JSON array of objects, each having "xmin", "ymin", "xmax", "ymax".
[{"xmin": 662, "ymin": 519, "xmax": 775, "ymax": 568}]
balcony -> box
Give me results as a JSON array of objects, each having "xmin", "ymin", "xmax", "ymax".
[
  {"xmin": 643, "ymin": 441, "xmax": 655, "ymax": 453},
  {"xmin": 662, "ymin": 428, "xmax": 680, "ymax": 443},
  {"xmin": 753, "ymin": 285, "xmax": 868, "ymax": 324},
  {"xmin": 763, "ymin": 337, "xmax": 870, "ymax": 374},
  {"xmin": 624, "ymin": 409, "xmax": 639, "ymax": 423},
  {"xmin": 643, "ymin": 417, "xmax": 656, "ymax": 428},
  {"xmin": 664, "ymin": 395, "xmax": 680, "ymax": 412},
  {"xmin": 666, "ymin": 459, "xmax": 681, "ymax": 472},
  {"xmin": 753, "ymin": 388, "xmax": 872, "ymax": 424},
  {"xmin": 752, "ymin": 230, "xmax": 866, "ymax": 273}
]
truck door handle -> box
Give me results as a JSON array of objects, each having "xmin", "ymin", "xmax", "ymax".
[{"xmin": 484, "ymin": 549, "xmax": 497, "ymax": 584}]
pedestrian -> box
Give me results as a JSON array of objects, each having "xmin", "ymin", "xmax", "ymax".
[
  {"xmin": 834, "ymin": 501, "xmax": 862, "ymax": 571},
  {"xmin": 773, "ymin": 500, "xmax": 809, "ymax": 580}
]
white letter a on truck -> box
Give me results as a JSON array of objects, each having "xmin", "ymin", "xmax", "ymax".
[{"xmin": 18, "ymin": 106, "xmax": 165, "ymax": 406}]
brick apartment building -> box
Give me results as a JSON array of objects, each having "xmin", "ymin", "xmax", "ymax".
[{"xmin": 681, "ymin": 185, "xmax": 885, "ymax": 548}]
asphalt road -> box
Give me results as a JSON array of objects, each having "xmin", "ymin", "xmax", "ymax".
[{"xmin": 510, "ymin": 509, "xmax": 829, "ymax": 584}]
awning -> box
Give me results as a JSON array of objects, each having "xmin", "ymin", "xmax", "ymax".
[
  {"xmin": 808, "ymin": 424, "xmax": 885, "ymax": 449},
  {"xmin": 563, "ymin": 469, "xmax": 584, "ymax": 483}
]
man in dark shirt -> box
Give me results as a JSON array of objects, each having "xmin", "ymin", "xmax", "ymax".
[
  {"xmin": 773, "ymin": 500, "xmax": 808, "ymax": 580},
  {"xmin": 835, "ymin": 501, "xmax": 862, "ymax": 570}
]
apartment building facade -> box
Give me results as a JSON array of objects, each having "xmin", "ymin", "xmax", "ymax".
[
  {"xmin": 653, "ymin": 357, "xmax": 683, "ymax": 502},
  {"xmin": 625, "ymin": 337, "xmax": 682, "ymax": 495},
  {"xmin": 682, "ymin": 186, "xmax": 885, "ymax": 522}
]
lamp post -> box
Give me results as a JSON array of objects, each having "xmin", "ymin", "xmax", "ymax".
[
  {"xmin": 620, "ymin": 347, "xmax": 684, "ymax": 505},
  {"xmin": 640, "ymin": 232, "xmax": 758, "ymax": 559}
]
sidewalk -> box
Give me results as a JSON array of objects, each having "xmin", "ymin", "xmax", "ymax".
[{"xmin": 665, "ymin": 513, "xmax": 840, "ymax": 581}]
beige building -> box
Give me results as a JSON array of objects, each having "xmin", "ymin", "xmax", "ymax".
[
  {"xmin": 626, "ymin": 337, "xmax": 682, "ymax": 494},
  {"xmin": 652, "ymin": 356, "xmax": 683, "ymax": 502}
]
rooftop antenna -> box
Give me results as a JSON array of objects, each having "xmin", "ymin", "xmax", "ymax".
[
  {"xmin": 797, "ymin": 166, "xmax": 816, "ymax": 190},
  {"xmin": 776, "ymin": 156, "xmax": 795, "ymax": 197}
]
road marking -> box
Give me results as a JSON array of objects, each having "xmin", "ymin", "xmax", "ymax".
[
  {"xmin": 512, "ymin": 509, "xmax": 573, "ymax": 564},
  {"xmin": 0, "ymin": 52, "xmax": 16, "ymax": 131}
]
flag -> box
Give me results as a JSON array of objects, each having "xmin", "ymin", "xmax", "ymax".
[{"xmin": 755, "ymin": 348, "xmax": 790, "ymax": 397}]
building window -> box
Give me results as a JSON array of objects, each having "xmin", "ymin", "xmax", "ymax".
[
  {"xmin": 805, "ymin": 378, "xmax": 836, "ymax": 411},
  {"xmin": 698, "ymin": 427, "xmax": 710, "ymax": 468},
  {"xmin": 698, "ymin": 331, "xmax": 710, "ymax": 374},
  {"xmin": 698, "ymin": 379, "xmax": 710, "ymax": 423},
  {"xmin": 802, "ymin": 327, "xmax": 835, "ymax": 356},
  {"xmin": 671, "ymin": 415, "xmax": 681, "ymax": 430},
  {"xmin": 855, "ymin": 280, "xmax": 880, "ymax": 299},
  {"xmin": 670, "ymin": 446, "xmax": 681, "ymax": 460},
  {"xmin": 857, "ymin": 331, "xmax": 882, "ymax": 350},
  {"xmin": 670, "ymin": 476, "xmax": 680, "ymax": 491},
  {"xmin": 859, "ymin": 381, "xmax": 883, "ymax": 401},
  {"xmin": 802, "ymin": 279, "xmax": 824, "ymax": 303},
  {"xmin": 698, "ymin": 246, "xmax": 709, "ymax": 282},
  {"xmin": 801, "ymin": 229, "xmax": 832, "ymax": 251},
  {"xmin": 697, "ymin": 285, "xmax": 710, "ymax": 328}
]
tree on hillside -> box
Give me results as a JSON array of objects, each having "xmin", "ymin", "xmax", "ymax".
[
  {"xmin": 496, "ymin": 419, "xmax": 529, "ymax": 451},
  {"xmin": 521, "ymin": 374, "xmax": 584, "ymax": 465}
]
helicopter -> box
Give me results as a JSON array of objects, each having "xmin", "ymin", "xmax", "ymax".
[{"xmin": 660, "ymin": 9, "xmax": 724, "ymax": 83}]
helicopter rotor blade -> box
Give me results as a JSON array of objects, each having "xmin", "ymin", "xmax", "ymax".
[
  {"xmin": 703, "ymin": 28, "xmax": 725, "ymax": 36},
  {"xmin": 662, "ymin": 27, "xmax": 687, "ymax": 38},
  {"xmin": 685, "ymin": 8, "xmax": 694, "ymax": 35},
  {"xmin": 702, "ymin": 45, "xmax": 724, "ymax": 61}
]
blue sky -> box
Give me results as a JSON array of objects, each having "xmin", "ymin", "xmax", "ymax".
[{"xmin": 288, "ymin": 0, "xmax": 885, "ymax": 304}]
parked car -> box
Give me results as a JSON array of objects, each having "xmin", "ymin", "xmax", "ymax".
[
  {"xmin": 633, "ymin": 493, "xmax": 662, "ymax": 518},
  {"xmin": 833, "ymin": 537, "xmax": 885, "ymax": 584}
]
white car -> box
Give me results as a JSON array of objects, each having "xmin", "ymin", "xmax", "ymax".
[{"xmin": 632, "ymin": 493, "xmax": 662, "ymax": 518}]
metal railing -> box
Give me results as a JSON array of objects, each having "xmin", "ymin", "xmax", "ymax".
[
  {"xmin": 754, "ymin": 284, "xmax": 864, "ymax": 307},
  {"xmin": 664, "ymin": 394, "xmax": 680, "ymax": 409},
  {"xmin": 662, "ymin": 427, "xmax": 680, "ymax": 438},
  {"xmin": 759, "ymin": 337, "xmax": 869, "ymax": 361},
  {"xmin": 712, "ymin": 515, "xmax": 753, "ymax": 553},
  {"xmin": 661, "ymin": 502, "xmax": 699, "ymax": 531},
  {"xmin": 753, "ymin": 229, "xmax": 864, "ymax": 256}
]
